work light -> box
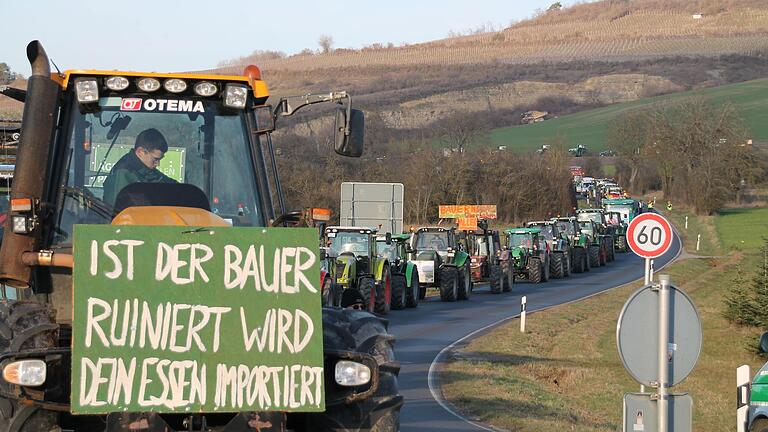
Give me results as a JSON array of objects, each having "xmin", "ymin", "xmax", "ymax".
[
  {"xmin": 137, "ymin": 77, "xmax": 161, "ymax": 92},
  {"xmin": 105, "ymin": 76, "xmax": 129, "ymax": 91},
  {"xmin": 74, "ymin": 78, "xmax": 98, "ymax": 103},
  {"xmin": 223, "ymin": 84, "xmax": 247, "ymax": 109},
  {"xmin": 164, "ymin": 79, "xmax": 187, "ymax": 94},
  {"xmin": 194, "ymin": 81, "xmax": 217, "ymax": 97}
]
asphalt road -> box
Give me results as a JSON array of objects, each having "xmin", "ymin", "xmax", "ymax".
[{"xmin": 389, "ymin": 235, "xmax": 682, "ymax": 432}]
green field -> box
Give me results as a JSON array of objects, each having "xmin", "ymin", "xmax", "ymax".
[{"xmin": 488, "ymin": 78, "xmax": 768, "ymax": 152}]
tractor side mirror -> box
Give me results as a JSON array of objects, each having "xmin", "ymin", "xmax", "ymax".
[
  {"xmin": 320, "ymin": 247, "xmax": 328, "ymax": 260},
  {"xmin": 385, "ymin": 232, "xmax": 392, "ymax": 245},
  {"xmin": 759, "ymin": 332, "xmax": 768, "ymax": 354},
  {"xmin": 334, "ymin": 108, "xmax": 364, "ymax": 157}
]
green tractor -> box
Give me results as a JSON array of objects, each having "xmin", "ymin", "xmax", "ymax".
[
  {"xmin": 324, "ymin": 226, "xmax": 392, "ymax": 314},
  {"xmin": 603, "ymin": 198, "xmax": 643, "ymax": 253},
  {"xmin": 577, "ymin": 219, "xmax": 608, "ymax": 267},
  {"xmin": 576, "ymin": 209, "xmax": 615, "ymax": 263},
  {"xmin": 605, "ymin": 210, "xmax": 629, "ymax": 252},
  {"xmin": 376, "ymin": 233, "xmax": 420, "ymax": 309},
  {"xmin": 525, "ymin": 220, "xmax": 572, "ymax": 279},
  {"xmin": 505, "ymin": 228, "xmax": 551, "ymax": 284},
  {"xmin": 551, "ymin": 216, "xmax": 590, "ymax": 273},
  {"xmin": 409, "ymin": 227, "xmax": 472, "ymax": 302}
]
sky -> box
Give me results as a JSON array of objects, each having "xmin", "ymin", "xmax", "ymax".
[{"xmin": 1, "ymin": 0, "xmax": 588, "ymax": 76}]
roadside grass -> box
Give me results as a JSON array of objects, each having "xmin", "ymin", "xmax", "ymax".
[
  {"xmin": 441, "ymin": 207, "xmax": 768, "ymax": 431},
  {"xmin": 715, "ymin": 207, "xmax": 768, "ymax": 251}
]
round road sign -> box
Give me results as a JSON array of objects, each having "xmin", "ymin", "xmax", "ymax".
[
  {"xmin": 627, "ymin": 213, "xmax": 673, "ymax": 259},
  {"xmin": 616, "ymin": 283, "xmax": 702, "ymax": 387}
]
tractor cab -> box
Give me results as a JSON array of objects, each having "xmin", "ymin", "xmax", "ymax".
[
  {"xmin": 505, "ymin": 228, "xmax": 550, "ymax": 283},
  {"xmin": 409, "ymin": 227, "xmax": 471, "ymax": 301},
  {"xmin": 603, "ymin": 198, "xmax": 641, "ymax": 223}
]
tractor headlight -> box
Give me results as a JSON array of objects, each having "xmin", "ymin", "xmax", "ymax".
[
  {"xmin": 12, "ymin": 216, "xmax": 30, "ymax": 234},
  {"xmin": 137, "ymin": 77, "xmax": 161, "ymax": 92},
  {"xmin": 3, "ymin": 360, "xmax": 46, "ymax": 386},
  {"xmin": 223, "ymin": 84, "xmax": 247, "ymax": 109},
  {"xmin": 74, "ymin": 78, "xmax": 99, "ymax": 103},
  {"xmin": 194, "ymin": 81, "xmax": 217, "ymax": 97},
  {"xmin": 105, "ymin": 76, "xmax": 129, "ymax": 91},
  {"xmin": 164, "ymin": 79, "xmax": 187, "ymax": 94},
  {"xmin": 335, "ymin": 361, "xmax": 371, "ymax": 386}
]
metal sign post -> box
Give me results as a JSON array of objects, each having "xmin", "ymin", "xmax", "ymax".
[
  {"xmin": 617, "ymin": 275, "xmax": 701, "ymax": 432},
  {"xmin": 657, "ymin": 275, "xmax": 670, "ymax": 432}
]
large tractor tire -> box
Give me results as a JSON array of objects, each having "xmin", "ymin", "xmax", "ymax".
[
  {"xmin": 550, "ymin": 253, "xmax": 565, "ymax": 279},
  {"xmin": 439, "ymin": 267, "xmax": 458, "ymax": 302},
  {"xmin": 573, "ymin": 248, "xmax": 585, "ymax": 273},
  {"xmin": 617, "ymin": 235, "xmax": 628, "ymax": 253},
  {"xmin": 563, "ymin": 253, "xmax": 571, "ymax": 277},
  {"xmin": 542, "ymin": 257, "xmax": 551, "ymax": 282},
  {"xmin": 599, "ymin": 243, "xmax": 607, "ymax": 266},
  {"xmin": 609, "ymin": 241, "xmax": 616, "ymax": 261},
  {"xmin": 0, "ymin": 301, "xmax": 59, "ymax": 432},
  {"xmin": 528, "ymin": 257, "xmax": 543, "ymax": 284},
  {"xmin": 489, "ymin": 265, "xmax": 503, "ymax": 294},
  {"xmin": 458, "ymin": 265, "xmax": 472, "ymax": 300},
  {"xmin": 406, "ymin": 269, "xmax": 420, "ymax": 308},
  {"xmin": 315, "ymin": 308, "xmax": 403, "ymax": 431},
  {"xmin": 390, "ymin": 274, "xmax": 407, "ymax": 310},
  {"xmin": 584, "ymin": 247, "xmax": 592, "ymax": 272},
  {"xmin": 374, "ymin": 268, "xmax": 392, "ymax": 315},
  {"xmin": 502, "ymin": 263, "xmax": 514, "ymax": 292},
  {"xmin": 588, "ymin": 245, "xmax": 601, "ymax": 268},
  {"xmin": 359, "ymin": 277, "xmax": 377, "ymax": 312},
  {"xmin": 751, "ymin": 419, "xmax": 768, "ymax": 432}
]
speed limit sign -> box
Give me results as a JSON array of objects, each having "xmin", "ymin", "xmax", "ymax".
[{"xmin": 627, "ymin": 213, "xmax": 673, "ymax": 258}]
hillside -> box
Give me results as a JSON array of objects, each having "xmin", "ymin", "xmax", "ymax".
[
  {"xmin": 488, "ymin": 77, "xmax": 768, "ymax": 152},
  {"xmin": 207, "ymin": 0, "xmax": 768, "ymax": 133}
]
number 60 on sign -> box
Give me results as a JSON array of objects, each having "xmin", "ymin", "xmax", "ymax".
[{"xmin": 627, "ymin": 213, "xmax": 673, "ymax": 259}]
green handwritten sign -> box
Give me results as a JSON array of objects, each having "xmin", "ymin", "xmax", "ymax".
[{"xmin": 72, "ymin": 226, "xmax": 325, "ymax": 414}]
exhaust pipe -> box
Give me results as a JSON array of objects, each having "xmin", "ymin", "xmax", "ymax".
[{"xmin": 0, "ymin": 41, "xmax": 61, "ymax": 288}]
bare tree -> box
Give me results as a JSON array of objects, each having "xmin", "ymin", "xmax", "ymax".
[{"xmin": 318, "ymin": 35, "xmax": 334, "ymax": 54}]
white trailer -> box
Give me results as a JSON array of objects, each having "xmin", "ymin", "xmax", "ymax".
[{"xmin": 340, "ymin": 182, "xmax": 404, "ymax": 234}]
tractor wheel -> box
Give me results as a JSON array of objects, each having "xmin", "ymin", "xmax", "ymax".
[
  {"xmin": 617, "ymin": 235, "xmax": 628, "ymax": 252},
  {"xmin": 374, "ymin": 268, "xmax": 392, "ymax": 315},
  {"xmin": 390, "ymin": 274, "xmax": 407, "ymax": 310},
  {"xmin": 609, "ymin": 241, "xmax": 616, "ymax": 261},
  {"xmin": 751, "ymin": 419, "xmax": 768, "ymax": 432},
  {"xmin": 584, "ymin": 247, "xmax": 591, "ymax": 272},
  {"xmin": 502, "ymin": 263, "xmax": 514, "ymax": 292},
  {"xmin": 0, "ymin": 301, "xmax": 59, "ymax": 432},
  {"xmin": 588, "ymin": 245, "xmax": 600, "ymax": 268},
  {"xmin": 489, "ymin": 265, "xmax": 503, "ymax": 294},
  {"xmin": 418, "ymin": 283, "xmax": 426, "ymax": 301},
  {"xmin": 573, "ymin": 248, "xmax": 585, "ymax": 273},
  {"xmin": 550, "ymin": 253, "xmax": 565, "ymax": 279},
  {"xmin": 528, "ymin": 257, "xmax": 542, "ymax": 284},
  {"xmin": 599, "ymin": 243, "xmax": 607, "ymax": 266},
  {"xmin": 406, "ymin": 269, "xmax": 420, "ymax": 308},
  {"xmin": 542, "ymin": 257, "xmax": 551, "ymax": 282},
  {"xmin": 358, "ymin": 277, "xmax": 376, "ymax": 312},
  {"xmin": 458, "ymin": 265, "xmax": 472, "ymax": 300},
  {"xmin": 314, "ymin": 308, "xmax": 402, "ymax": 431},
  {"xmin": 439, "ymin": 267, "xmax": 458, "ymax": 302},
  {"xmin": 563, "ymin": 253, "xmax": 571, "ymax": 277}
]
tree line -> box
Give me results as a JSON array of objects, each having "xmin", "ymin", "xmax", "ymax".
[{"xmin": 607, "ymin": 98, "xmax": 766, "ymax": 214}]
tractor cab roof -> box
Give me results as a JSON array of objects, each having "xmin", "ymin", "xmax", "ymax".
[
  {"xmin": 326, "ymin": 226, "xmax": 375, "ymax": 234},
  {"xmin": 506, "ymin": 227, "xmax": 541, "ymax": 235},
  {"xmin": 415, "ymin": 226, "xmax": 452, "ymax": 233},
  {"xmin": 577, "ymin": 208, "xmax": 605, "ymax": 213},
  {"xmin": 526, "ymin": 220, "xmax": 554, "ymax": 226},
  {"xmin": 603, "ymin": 198, "xmax": 636, "ymax": 205}
]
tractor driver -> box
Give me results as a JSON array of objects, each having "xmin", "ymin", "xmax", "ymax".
[{"xmin": 103, "ymin": 128, "xmax": 177, "ymax": 206}]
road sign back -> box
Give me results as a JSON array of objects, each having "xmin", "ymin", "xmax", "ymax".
[{"xmin": 627, "ymin": 213, "xmax": 673, "ymax": 259}]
